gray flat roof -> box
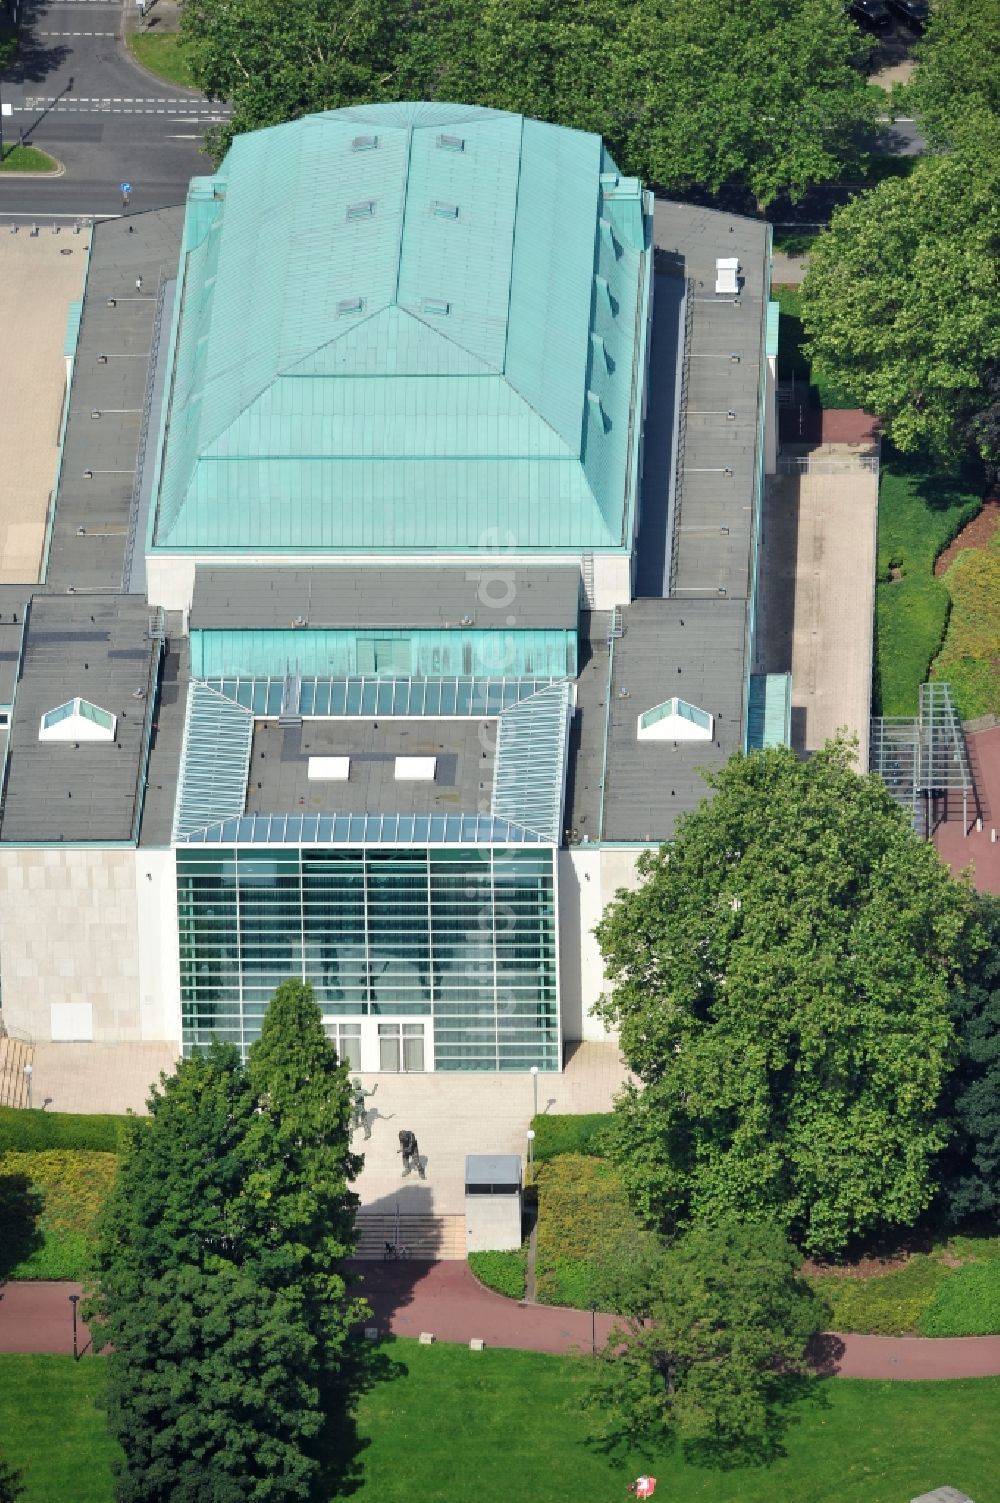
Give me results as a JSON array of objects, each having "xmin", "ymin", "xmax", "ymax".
[
  {"xmin": 0, "ymin": 594, "xmax": 159, "ymax": 843},
  {"xmin": 653, "ymin": 202, "xmax": 769, "ymax": 601},
  {"xmin": 138, "ymin": 628, "xmax": 189, "ymax": 848},
  {"xmin": 244, "ymin": 717, "xmax": 494, "ymax": 819},
  {"xmin": 465, "ymin": 1154, "xmax": 521, "ymax": 1184},
  {"xmin": 599, "ymin": 597, "xmax": 747, "ymax": 842},
  {"xmin": 563, "ymin": 612, "xmax": 611, "ymax": 844},
  {"xmin": 190, "ymin": 565, "xmax": 580, "ymax": 632},
  {"xmin": 46, "ymin": 208, "xmax": 185, "ymax": 596}
]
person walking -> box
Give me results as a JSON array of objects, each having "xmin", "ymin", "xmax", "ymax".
[{"xmin": 397, "ymin": 1129, "xmax": 425, "ymax": 1179}]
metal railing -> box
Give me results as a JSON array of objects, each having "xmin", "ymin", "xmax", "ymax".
[
  {"xmin": 667, "ymin": 278, "xmax": 695, "ymax": 596},
  {"xmin": 777, "ymin": 453, "xmax": 879, "ymax": 476},
  {"xmin": 121, "ymin": 275, "xmax": 168, "ymax": 592}
]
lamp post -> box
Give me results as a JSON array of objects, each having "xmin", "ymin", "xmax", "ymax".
[
  {"xmin": 529, "ymin": 1064, "xmax": 538, "ymax": 1120},
  {"xmin": 23, "ymin": 1063, "xmax": 32, "ymax": 1110},
  {"xmin": 589, "ymin": 1300, "xmax": 597, "ymax": 1356},
  {"xmin": 68, "ymin": 1294, "xmax": 80, "ymax": 1360},
  {"xmin": 526, "ymin": 1128, "xmax": 535, "ymax": 1178}
]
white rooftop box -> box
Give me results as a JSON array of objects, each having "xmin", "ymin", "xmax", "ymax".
[
  {"xmin": 395, "ymin": 756, "xmax": 436, "ymax": 781},
  {"xmin": 38, "ymin": 697, "xmax": 117, "ymax": 743},
  {"xmin": 715, "ymin": 256, "xmax": 740, "ymax": 295},
  {"xmin": 308, "ymin": 756, "xmax": 350, "ymax": 781},
  {"xmin": 637, "ymin": 697, "xmax": 714, "ymax": 743}
]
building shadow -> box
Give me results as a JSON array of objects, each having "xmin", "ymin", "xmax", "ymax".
[{"xmin": 349, "ymin": 1181, "xmax": 444, "ymax": 1337}]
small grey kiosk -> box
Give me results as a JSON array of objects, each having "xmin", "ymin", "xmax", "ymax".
[{"xmin": 465, "ymin": 1154, "xmax": 523, "ymax": 1253}]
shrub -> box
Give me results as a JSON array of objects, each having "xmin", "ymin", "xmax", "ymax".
[
  {"xmin": 0, "ymin": 1151, "xmax": 118, "ymax": 1280},
  {"xmin": 920, "ymin": 1258, "xmax": 1000, "ymax": 1336},
  {"xmin": 534, "ymin": 1154, "xmax": 652, "ymax": 1310},
  {"xmin": 808, "ymin": 1255, "xmax": 947, "ymax": 1336},
  {"xmin": 0, "ymin": 1107, "xmax": 132, "ymax": 1153},
  {"xmin": 468, "ymin": 1249, "xmax": 527, "ymax": 1301},
  {"xmin": 530, "ymin": 1115, "xmax": 612, "ymax": 1163},
  {"xmin": 534, "ymin": 1255, "xmax": 598, "ymax": 1310}
]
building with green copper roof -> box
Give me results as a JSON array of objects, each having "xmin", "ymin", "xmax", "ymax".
[{"xmin": 147, "ymin": 102, "xmax": 652, "ymax": 610}]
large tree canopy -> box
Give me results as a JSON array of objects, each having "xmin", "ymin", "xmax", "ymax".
[
  {"xmin": 800, "ymin": 147, "xmax": 1000, "ymax": 469},
  {"xmin": 939, "ymin": 895, "xmax": 1000, "ymax": 1223},
  {"xmin": 907, "ymin": 0, "xmax": 1000, "ymax": 148},
  {"xmin": 92, "ymin": 986, "xmax": 362, "ymax": 1503},
  {"xmin": 595, "ymin": 741, "xmax": 977, "ymax": 1257},
  {"xmin": 185, "ymin": 0, "xmax": 877, "ymax": 205},
  {"xmin": 589, "ymin": 1219, "xmax": 825, "ymax": 1460}
]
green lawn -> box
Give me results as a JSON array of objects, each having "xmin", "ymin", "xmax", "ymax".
[
  {"xmin": 127, "ymin": 31, "xmax": 197, "ymax": 89},
  {"xmin": 874, "ymin": 452, "xmax": 982, "ymax": 715},
  {"xmin": 0, "ymin": 144, "xmax": 58, "ymax": 173},
  {"xmin": 4, "ymin": 1347, "xmax": 1000, "ymax": 1502}
]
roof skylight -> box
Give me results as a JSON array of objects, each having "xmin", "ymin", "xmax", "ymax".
[{"xmin": 38, "ymin": 697, "xmax": 117, "ymax": 743}]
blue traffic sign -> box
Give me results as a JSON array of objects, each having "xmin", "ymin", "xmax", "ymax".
[{"xmin": 120, "ymin": 182, "xmax": 132, "ymax": 194}]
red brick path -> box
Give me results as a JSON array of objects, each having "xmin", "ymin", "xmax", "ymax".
[
  {"xmin": 5, "ymin": 1269, "xmax": 1000, "ymax": 1381},
  {"xmin": 934, "ymin": 725, "xmax": 1000, "ymax": 894}
]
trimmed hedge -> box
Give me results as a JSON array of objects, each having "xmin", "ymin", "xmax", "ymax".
[
  {"xmin": 0, "ymin": 1107, "xmax": 133, "ymax": 1153},
  {"xmin": 534, "ymin": 1154, "xmax": 644, "ymax": 1309},
  {"xmin": 468, "ymin": 1249, "xmax": 527, "ymax": 1301},
  {"xmin": 529, "ymin": 1114, "xmax": 612, "ymax": 1163}
]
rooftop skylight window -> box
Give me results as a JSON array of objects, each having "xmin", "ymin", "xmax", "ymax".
[
  {"xmin": 346, "ymin": 200, "xmax": 376, "ymax": 221},
  {"xmin": 421, "ymin": 298, "xmax": 451, "ymax": 316},
  {"xmin": 636, "ymin": 697, "xmax": 713, "ymax": 743},
  {"xmin": 436, "ymin": 133, "xmax": 465, "ymax": 151},
  {"xmin": 431, "ymin": 201, "xmax": 460, "ymax": 219},
  {"xmin": 336, "ymin": 297, "xmax": 365, "ymax": 316},
  {"xmin": 351, "ymin": 134, "xmax": 379, "ymax": 151},
  {"xmin": 39, "ymin": 697, "xmax": 117, "ymax": 743}
]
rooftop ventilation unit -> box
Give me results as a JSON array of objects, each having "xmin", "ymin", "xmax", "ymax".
[
  {"xmin": 308, "ymin": 757, "xmax": 350, "ymax": 781},
  {"xmin": 395, "ymin": 756, "xmax": 436, "ymax": 782},
  {"xmin": 346, "ymin": 200, "xmax": 376, "ymax": 221},
  {"xmin": 351, "ymin": 134, "xmax": 379, "ymax": 151},
  {"xmin": 436, "ymin": 133, "xmax": 465, "ymax": 151},
  {"xmin": 422, "ymin": 298, "xmax": 451, "ymax": 316},
  {"xmin": 431, "ymin": 201, "xmax": 460, "ymax": 219},
  {"xmin": 715, "ymin": 257, "xmax": 740, "ymax": 295},
  {"xmin": 336, "ymin": 298, "xmax": 365, "ymax": 316}
]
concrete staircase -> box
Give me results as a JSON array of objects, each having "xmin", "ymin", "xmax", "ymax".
[
  {"xmin": 0, "ymin": 1035, "xmax": 34, "ymax": 1109},
  {"xmin": 355, "ymin": 1212, "xmax": 466, "ymax": 1261}
]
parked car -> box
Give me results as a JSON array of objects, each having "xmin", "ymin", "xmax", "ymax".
[
  {"xmin": 887, "ymin": 0, "xmax": 929, "ymax": 29},
  {"xmin": 849, "ymin": 0, "xmax": 893, "ymax": 30}
]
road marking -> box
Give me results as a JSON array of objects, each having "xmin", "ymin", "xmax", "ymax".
[{"xmin": 37, "ymin": 26, "xmax": 116, "ymax": 31}]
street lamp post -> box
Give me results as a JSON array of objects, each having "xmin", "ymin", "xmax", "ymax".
[
  {"xmin": 526, "ymin": 1128, "xmax": 535, "ymax": 1178},
  {"xmin": 23, "ymin": 1063, "xmax": 32, "ymax": 1110},
  {"xmin": 68, "ymin": 1294, "xmax": 80, "ymax": 1360},
  {"xmin": 589, "ymin": 1301, "xmax": 598, "ymax": 1356},
  {"xmin": 529, "ymin": 1064, "xmax": 538, "ymax": 1120}
]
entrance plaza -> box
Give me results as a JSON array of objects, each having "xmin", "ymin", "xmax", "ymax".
[{"xmin": 0, "ymin": 228, "xmax": 87, "ymax": 581}]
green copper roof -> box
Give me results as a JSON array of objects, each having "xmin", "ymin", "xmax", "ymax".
[{"xmin": 151, "ymin": 103, "xmax": 649, "ymax": 555}]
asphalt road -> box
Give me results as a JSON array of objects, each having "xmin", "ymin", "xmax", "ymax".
[{"xmin": 0, "ymin": 0, "xmax": 220, "ymax": 215}]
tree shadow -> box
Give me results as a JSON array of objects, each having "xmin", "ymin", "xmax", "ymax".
[
  {"xmin": 679, "ymin": 1369, "xmax": 834, "ymax": 1471},
  {"xmin": 0, "ymin": 1171, "xmax": 44, "ymax": 1280},
  {"xmin": 3, "ymin": 35, "xmax": 72, "ymax": 86},
  {"xmin": 317, "ymin": 1332, "xmax": 408, "ymax": 1498},
  {"xmin": 881, "ymin": 441, "xmax": 987, "ymax": 512}
]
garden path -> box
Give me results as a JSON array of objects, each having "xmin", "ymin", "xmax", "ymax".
[{"xmin": 4, "ymin": 1269, "xmax": 1000, "ymax": 1380}]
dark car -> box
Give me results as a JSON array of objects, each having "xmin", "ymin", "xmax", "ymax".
[
  {"xmin": 887, "ymin": 0, "xmax": 929, "ymax": 29},
  {"xmin": 849, "ymin": 0, "xmax": 893, "ymax": 29}
]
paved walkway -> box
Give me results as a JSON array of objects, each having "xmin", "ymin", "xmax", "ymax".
[
  {"xmin": 5, "ymin": 1269, "xmax": 1000, "ymax": 1380},
  {"xmin": 935, "ymin": 725, "xmax": 1000, "ymax": 894}
]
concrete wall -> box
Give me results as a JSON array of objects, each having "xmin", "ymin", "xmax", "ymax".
[
  {"xmin": 465, "ymin": 1191, "xmax": 522, "ymax": 1253},
  {"xmin": 765, "ymin": 354, "xmax": 777, "ymax": 475},
  {"xmin": 135, "ymin": 849, "xmax": 182, "ymax": 1047},
  {"xmin": 557, "ymin": 845, "xmax": 646, "ymax": 1042},
  {"xmin": 0, "ymin": 848, "xmax": 142, "ymax": 1041}
]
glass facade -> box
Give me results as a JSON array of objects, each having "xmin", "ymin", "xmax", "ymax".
[{"xmin": 177, "ymin": 846, "xmax": 559, "ymax": 1070}]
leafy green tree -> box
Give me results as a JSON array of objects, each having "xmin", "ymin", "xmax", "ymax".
[
  {"xmin": 596, "ymin": 741, "xmax": 977, "ymax": 1256},
  {"xmin": 91, "ymin": 1007, "xmax": 362, "ymax": 1503},
  {"xmin": 939, "ymin": 895, "xmax": 1000, "ymax": 1222},
  {"xmin": 606, "ymin": 0, "xmax": 876, "ymax": 207},
  {"xmin": 800, "ymin": 148, "xmax": 1000, "ymax": 467},
  {"xmin": 907, "ymin": 0, "xmax": 1000, "ymax": 147},
  {"xmin": 247, "ymin": 980, "xmax": 364, "ymax": 1409},
  {"xmin": 0, "ymin": 1453, "xmax": 24, "ymax": 1503},
  {"xmin": 181, "ymin": 0, "xmax": 406, "ymax": 161},
  {"xmin": 589, "ymin": 1219, "xmax": 825, "ymax": 1460}
]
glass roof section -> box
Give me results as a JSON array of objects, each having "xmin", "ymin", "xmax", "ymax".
[
  {"xmin": 176, "ymin": 813, "xmax": 542, "ymax": 846},
  {"xmin": 172, "ymin": 682, "xmax": 254, "ymax": 841},
  {"xmin": 491, "ymin": 681, "xmax": 573, "ymax": 842},
  {"xmin": 203, "ymin": 675, "xmax": 557, "ymax": 718}
]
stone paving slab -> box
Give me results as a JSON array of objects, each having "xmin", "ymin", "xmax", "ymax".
[{"xmin": 0, "ymin": 230, "xmax": 88, "ymax": 583}]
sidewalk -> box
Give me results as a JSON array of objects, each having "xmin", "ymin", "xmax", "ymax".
[{"xmin": 5, "ymin": 1269, "xmax": 1000, "ymax": 1380}]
